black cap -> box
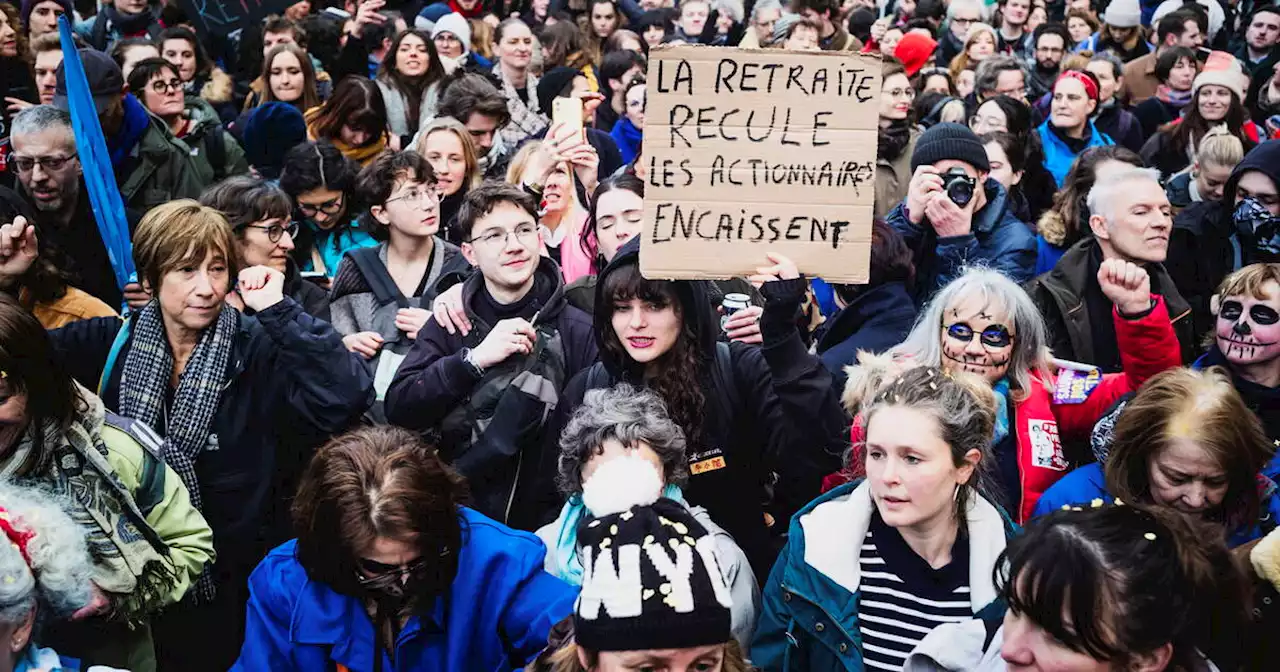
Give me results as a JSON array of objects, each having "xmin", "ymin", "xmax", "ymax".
[
  {"xmin": 54, "ymin": 49, "xmax": 124, "ymax": 116},
  {"xmin": 910, "ymin": 122, "xmax": 992, "ymax": 173}
]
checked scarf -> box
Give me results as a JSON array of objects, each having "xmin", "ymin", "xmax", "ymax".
[
  {"xmin": 1, "ymin": 388, "xmax": 176, "ymax": 625},
  {"xmin": 118, "ymin": 300, "xmax": 237, "ymax": 602},
  {"xmin": 493, "ymin": 64, "xmax": 547, "ymax": 148}
]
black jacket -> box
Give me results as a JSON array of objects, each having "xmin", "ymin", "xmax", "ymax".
[
  {"xmin": 384, "ymin": 257, "xmax": 598, "ymax": 530},
  {"xmin": 50, "ymin": 299, "xmax": 374, "ymax": 574},
  {"xmin": 814, "ymin": 281, "xmax": 917, "ymax": 386},
  {"xmin": 553, "ymin": 239, "xmax": 847, "ymax": 580},
  {"xmin": 1029, "ymin": 239, "xmax": 1197, "ymax": 369},
  {"xmin": 1094, "ymin": 102, "xmax": 1144, "ymax": 154}
]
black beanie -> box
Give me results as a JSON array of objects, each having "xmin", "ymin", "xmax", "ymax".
[
  {"xmin": 572, "ymin": 457, "xmax": 733, "ymax": 653},
  {"xmin": 910, "ymin": 122, "xmax": 992, "ymax": 173},
  {"xmin": 536, "ymin": 66, "xmax": 582, "ymax": 116}
]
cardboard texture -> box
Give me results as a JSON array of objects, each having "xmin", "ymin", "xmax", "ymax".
[{"xmin": 640, "ymin": 46, "xmax": 881, "ymax": 284}]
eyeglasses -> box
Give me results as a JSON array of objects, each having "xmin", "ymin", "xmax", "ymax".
[
  {"xmin": 943, "ymin": 323, "xmax": 1015, "ymax": 349},
  {"xmin": 150, "ymin": 78, "xmax": 184, "ymax": 94},
  {"xmin": 434, "ymin": 34, "xmax": 462, "ymax": 44},
  {"xmin": 885, "ymin": 87, "xmax": 915, "ymax": 100},
  {"xmin": 467, "ymin": 222, "xmax": 539, "ymax": 248},
  {"xmin": 385, "ymin": 187, "xmax": 440, "ymax": 208},
  {"xmin": 355, "ymin": 557, "xmax": 429, "ymax": 591},
  {"xmin": 11, "ymin": 154, "xmax": 76, "ymax": 173},
  {"xmin": 951, "ymin": 17, "xmax": 977, "ymax": 26},
  {"xmin": 241, "ymin": 221, "xmax": 298, "ymax": 243},
  {"xmin": 297, "ymin": 196, "xmax": 344, "ymax": 217}
]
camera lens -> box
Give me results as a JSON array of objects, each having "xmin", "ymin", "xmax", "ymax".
[{"xmin": 947, "ymin": 180, "xmax": 974, "ymax": 207}]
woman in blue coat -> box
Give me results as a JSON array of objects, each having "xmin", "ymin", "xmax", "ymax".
[
  {"xmin": 1037, "ymin": 70, "xmax": 1114, "ymax": 186},
  {"xmin": 751, "ymin": 366, "xmax": 1019, "ymax": 671},
  {"xmin": 1035, "ymin": 367, "xmax": 1280, "ymax": 548},
  {"xmin": 234, "ymin": 425, "xmax": 576, "ymax": 672}
]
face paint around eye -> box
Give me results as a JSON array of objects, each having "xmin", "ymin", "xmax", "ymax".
[
  {"xmin": 1220, "ymin": 300, "xmax": 1244, "ymax": 321},
  {"xmin": 1217, "ymin": 295, "xmax": 1280, "ymax": 366},
  {"xmin": 1252, "ymin": 305, "xmax": 1280, "ymax": 325}
]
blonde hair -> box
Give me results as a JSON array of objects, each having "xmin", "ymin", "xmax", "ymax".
[
  {"xmin": 414, "ymin": 117, "xmax": 482, "ymax": 191},
  {"xmin": 504, "ymin": 140, "xmax": 582, "ymax": 210},
  {"xmin": 537, "ymin": 640, "xmax": 751, "ymax": 672},
  {"xmin": 470, "ymin": 18, "xmax": 495, "ymax": 59},
  {"xmin": 1195, "ymin": 130, "xmax": 1245, "ymax": 170},
  {"xmin": 1215, "ymin": 263, "xmax": 1280, "ymax": 301},
  {"xmin": 949, "ymin": 23, "xmax": 998, "ymax": 81},
  {"xmin": 132, "ymin": 200, "xmax": 238, "ymax": 293}
]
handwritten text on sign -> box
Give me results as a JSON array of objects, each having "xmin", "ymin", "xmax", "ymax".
[{"xmin": 640, "ymin": 47, "xmax": 880, "ymax": 284}]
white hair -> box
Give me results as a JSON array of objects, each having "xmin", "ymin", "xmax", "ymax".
[
  {"xmin": 751, "ymin": 0, "xmax": 782, "ymax": 21},
  {"xmin": 1085, "ymin": 166, "xmax": 1163, "ymax": 223},
  {"xmin": 948, "ymin": 0, "xmax": 989, "ymax": 21},
  {"xmin": 713, "ymin": 0, "xmax": 745, "ymax": 22},
  {"xmin": 0, "ymin": 483, "xmax": 93, "ymax": 628}
]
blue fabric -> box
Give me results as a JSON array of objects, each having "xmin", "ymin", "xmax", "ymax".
[
  {"xmin": 1034, "ymin": 462, "xmax": 1280, "ymax": 547},
  {"xmin": 1037, "ymin": 120, "xmax": 1114, "ymax": 187},
  {"xmin": 548, "ymin": 484, "xmax": 684, "ymax": 584},
  {"xmin": 884, "ymin": 179, "xmax": 1038, "ymax": 304},
  {"xmin": 107, "ymin": 94, "xmax": 151, "ymax": 170},
  {"xmin": 305, "ymin": 223, "xmax": 378, "ymax": 277},
  {"xmin": 992, "ymin": 379, "xmax": 1011, "ymax": 446},
  {"xmin": 15, "ymin": 644, "xmax": 76, "ymax": 671},
  {"xmin": 1035, "ymin": 236, "xmax": 1066, "ymax": 275},
  {"xmin": 233, "ymin": 508, "xmax": 577, "ymax": 672},
  {"xmin": 810, "ymin": 278, "xmax": 837, "ymax": 317},
  {"xmin": 815, "ymin": 282, "xmax": 916, "ymax": 377},
  {"xmin": 609, "ymin": 116, "xmax": 643, "ymax": 165}
]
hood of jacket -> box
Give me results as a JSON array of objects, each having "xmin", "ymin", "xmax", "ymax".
[
  {"xmin": 183, "ymin": 96, "xmax": 222, "ymax": 136},
  {"xmin": 592, "ymin": 237, "xmax": 718, "ymax": 379},
  {"xmin": 1225, "ymin": 140, "xmax": 1280, "ymax": 206},
  {"xmin": 198, "ymin": 67, "xmax": 234, "ymax": 106},
  {"xmin": 973, "ymin": 178, "xmax": 1017, "ymax": 234},
  {"xmin": 461, "ymin": 255, "xmax": 568, "ymax": 331},
  {"xmin": 816, "ymin": 282, "xmax": 916, "ymax": 355}
]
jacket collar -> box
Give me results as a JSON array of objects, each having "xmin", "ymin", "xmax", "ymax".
[
  {"xmin": 290, "ymin": 573, "xmax": 445, "ymax": 666},
  {"xmin": 817, "ymin": 282, "xmax": 914, "ymax": 353},
  {"xmin": 973, "ymin": 178, "xmax": 1012, "ymax": 235},
  {"xmin": 1038, "ymin": 239, "xmax": 1193, "ymax": 324},
  {"xmin": 791, "ymin": 480, "xmax": 1012, "ymax": 611}
]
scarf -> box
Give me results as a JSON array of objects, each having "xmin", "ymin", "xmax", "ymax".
[
  {"xmin": 304, "ymin": 107, "xmax": 388, "ymax": 167},
  {"xmin": 102, "ymin": 3, "xmax": 155, "ymax": 36},
  {"xmin": 610, "ymin": 116, "xmax": 644, "ymax": 165},
  {"xmin": 548, "ymin": 484, "xmax": 685, "ymax": 584},
  {"xmin": 118, "ymin": 300, "xmax": 237, "ymax": 601},
  {"xmin": 1, "ymin": 388, "xmax": 176, "ymax": 624},
  {"xmin": 992, "ymin": 378, "xmax": 1011, "ymax": 446},
  {"xmin": 493, "ymin": 64, "xmax": 548, "ymax": 147},
  {"xmin": 1155, "ymin": 84, "xmax": 1193, "ymax": 109},
  {"xmin": 448, "ymin": 0, "xmax": 484, "ymax": 18},
  {"xmin": 877, "ymin": 119, "xmax": 912, "ymax": 162},
  {"xmin": 107, "ymin": 94, "xmax": 151, "ymax": 170}
]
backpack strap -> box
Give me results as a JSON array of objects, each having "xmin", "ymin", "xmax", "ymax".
[
  {"xmin": 709, "ymin": 341, "xmax": 742, "ymax": 422},
  {"xmin": 583, "ymin": 361, "xmax": 612, "ymax": 391},
  {"xmin": 102, "ymin": 412, "xmax": 167, "ymax": 516},
  {"xmin": 98, "ymin": 318, "xmax": 133, "ymax": 398},
  {"xmin": 347, "ymin": 247, "xmax": 410, "ymax": 309}
]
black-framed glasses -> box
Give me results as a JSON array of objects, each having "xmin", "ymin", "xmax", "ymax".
[
  {"xmin": 355, "ymin": 556, "xmax": 429, "ymax": 591},
  {"xmin": 11, "ymin": 155, "xmax": 77, "ymax": 173},
  {"xmin": 297, "ymin": 196, "xmax": 344, "ymax": 217},
  {"xmin": 241, "ymin": 221, "xmax": 298, "ymax": 243},
  {"xmin": 943, "ymin": 322, "xmax": 1015, "ymax": 349},
  {"xmin": 467, "ymin": 222, "xmax": 539, "ymax": 248},
  {"xmin": 150, "ymin": 78, "xmax": 183, "ymax": 94}
]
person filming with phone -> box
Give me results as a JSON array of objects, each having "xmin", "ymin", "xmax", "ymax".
[{"xmin": 885, "ymin": 122, "xmax": 1037, "ymax": 304}]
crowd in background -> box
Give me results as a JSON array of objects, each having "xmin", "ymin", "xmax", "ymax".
[{"xmin": 0, "ymin": 0, "xmax": 1279, "ymax": 670}]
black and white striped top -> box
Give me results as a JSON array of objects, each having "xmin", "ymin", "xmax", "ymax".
[{"xmin": 857, "ymin": 511, "xmax": 974, "ymax": 672}]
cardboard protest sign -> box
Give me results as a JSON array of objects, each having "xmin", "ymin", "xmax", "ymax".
[
  {"xmin": 639, "ymin": 46, "xmax": 880, "ymax": 284},
  {"xmin": 178, "ymin": 0, "xmax": 295, "ymax": 39}
]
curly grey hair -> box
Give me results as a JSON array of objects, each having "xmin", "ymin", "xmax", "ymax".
[
  {"xmin": 556, "ymin": 383, "xmax": 690, "ymax": 496},
  {"xmin": 0, "ymin": 482, "xmax": 93, "ymax": 628}
]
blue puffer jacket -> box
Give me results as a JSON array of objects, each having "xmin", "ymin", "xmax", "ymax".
[
  {"xmin": 750, "ymin": 481, "xmax": 1019, "ymax": 671},
  {"xmin": 885, "ymin": 179, "xmax": 1037, "ymax": 304},
  {"xmin": 1037, "ymin": 120, "xmax": 1114, "ymax": 187},
  {"xmin": 234, "ymin": 507, "xmax": 577, "ymax": 671},
  {"xmin": 1033, "ymin": 462, "xmax": 1280, "ymax": 547}
]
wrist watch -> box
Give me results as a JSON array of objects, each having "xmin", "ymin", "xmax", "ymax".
[{"xmin": 461, "ymin": 348, "xmax": 485, "ymax": 377}]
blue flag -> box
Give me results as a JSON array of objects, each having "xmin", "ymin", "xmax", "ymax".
[{"xmin": 57, "ymin": 16, "xmax": 135, "ymax": 294}]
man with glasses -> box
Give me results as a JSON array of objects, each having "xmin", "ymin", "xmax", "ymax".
[
  {"xmin": 740, "ymin": 0, "xmax": 782, "ymax": 47},
  {"xmin": 386, "ymin": 182, "xmax": 598, "ymax": 531},
  {"xmin": 9, "ymin": 104, "xmax": 144, "ymax": 309},
  {"xmin": 938, "ymin": 0, "xmax": 984, "ymax": 66}
]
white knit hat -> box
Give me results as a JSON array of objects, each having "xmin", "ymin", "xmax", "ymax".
[
  {"xmin": 1192, "ymin": 51, "xmax": 1248, "ymax": 101},
  {"xmin": 1102, "ymin": 0, "xmax": 1142, "ymax": 28},
  {"xmin": 431, "ymin": 12, "xmax": 472, "ymax": 56}
]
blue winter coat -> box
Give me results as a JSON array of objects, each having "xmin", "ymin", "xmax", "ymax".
[
  {"xmin": 885, "ymin": 178, "xmax": 1037, "ymax": 304},
  {"xmin": 1037, "ymin": 121, "xmax": 1114, "ymax": 187},
  {"xmin": 233, "ymin": 507, "xmax": 577, "ymax": 672},
  {"xmin": 750, "ymin": 481, "xmax": 1019, "ymax": 671},
  {"xmin": 1033, "ymin": 462, "xmax": 1280, "ymax": 547}
]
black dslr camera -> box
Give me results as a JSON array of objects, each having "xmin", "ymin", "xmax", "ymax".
[{"xmin": 942, "ymin": 167, "xmax": 977, "ymax": 207}]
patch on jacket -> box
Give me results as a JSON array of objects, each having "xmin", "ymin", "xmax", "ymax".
[
  {"xmin": 689, "ymin": 448, "xmax": 727, "ymax": 475},
  {"xmin": 1027, "ymin": 420, "xmax": 1067, "ymax": 470}
]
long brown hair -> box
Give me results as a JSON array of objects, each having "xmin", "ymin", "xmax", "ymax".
[
  {"xmin": 309, "ymin": 76, "xmax": 388, "ymax": 145},
  {"xmin": 261, "ymin": 43, "xmax": 321, "ymax": 111},
  {"xmin": 1159, "ymin": 87, "xmax": 1252, "ymax": 161},
  {"xmin": 291, "ymin": 426, "xmax": 469, "ymax": 600},
  {"xmin": 377, "ymin": 29, "xmax": 448, "ymax": 130},
  {"xmin": 1105, "ymin": 367, "xmax": 1274, "ymax": 530}
]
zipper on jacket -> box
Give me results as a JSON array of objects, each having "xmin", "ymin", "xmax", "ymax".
[{"xmin": 504, "ymin": 449, "xmax": 523, "ymax": 524}]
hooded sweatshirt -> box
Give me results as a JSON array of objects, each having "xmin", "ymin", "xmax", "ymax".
[{"xmin": 553, "ymin": 238, "xmax": 847, "ymax": 580}]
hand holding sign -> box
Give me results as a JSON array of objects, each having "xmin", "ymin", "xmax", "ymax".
[{"xmin": 748, "ymin": 252, "xmax": 802, "ymax": 284}]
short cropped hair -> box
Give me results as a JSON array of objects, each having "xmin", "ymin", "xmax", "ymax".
[
  {"xmin": 1085, "ymin": 166, "xmax": 1163, "ymax": 222},
  {"xmin": 455, "ymin": 181, "xmax": 538, "ymax": 242},
  {"xmin": 974, "ymin": 55, "xmax": 1025, "ymax": 98},
  {"xmin": 125, "ymin": 57, "xmax": 179, "ymax": 98},
  {"xmin": 132, "ymin": 200, "xmax": 238, "ymax": 294},
  {"xmin": 437, "ymin": 71, "xmax": 511, "ymax": 127}
]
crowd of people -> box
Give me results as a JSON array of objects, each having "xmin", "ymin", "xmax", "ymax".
[{"xmin": 0, "ymin": 0, "xmax": 1279, "ymax": 670}]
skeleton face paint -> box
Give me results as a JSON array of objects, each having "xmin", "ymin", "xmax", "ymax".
[
  {"xmin": 1216, "ymin": 283, "xmax": 1280, "ymax": 366},
  {"xmin": 939, "ymin": 294, "xmax": 1015, "ymax": 384}
]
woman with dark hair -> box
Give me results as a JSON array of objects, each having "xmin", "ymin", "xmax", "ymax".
[
  {"xmin": 234, "ymin": 425, "xmax": 576, "ymax": 670},
  {"xmin": 1038, "ymin": 70, "xmax": 1115, "ymax": 186},
  {"xmin": 634, "ymin": 9, "xmax": 672, "ymax": 48},
  {"xmin": 1033, "ymin": 144, "xmax": 1144, "ymax": 272},
  {"xmin": 1036, "ymin": 367, "xmax": 1280, "ymax": 547},
  {"xmin": 914, "ymin": 67, "xmax": 958, "ymax": 96},
  {"xmin": 159, "ymin": 25, "xmax": 234, "ymax": 123},
  {"xmin": 1133, "ymin": 46, "xmax": 1198, "ymax": 139},
  {"xmin": 199, "ymin": 175, "xmax": 329, "ymax": 320},
  {"xmin": 610, "ymin": 76, "xmax": 645, "ymax": 164},
  {"xmin": 539, "ymin": 20, "xmax": 599, "ymax": 91},
  {"xmin": 242, "ymin": 43, "xmax": 323, "ymax": 115},
  {"xmin": 969, "ymin": 95, "xmax": 1057, "ymax": 221},
  {"xmin": 493, "ymin": 18, "xmax": 550, "ymax": 147},
  {"xmin": 1141, "ymin": 58, "xmax": 1258, "ymax": 179},
  {"xmin": 0, "ymin": 4, "xmax": 36, "ymax": 128},
  {"xmin": 376, "ymin": 29, "xmax": 452, "ymax": 150},
  {"xmin": 0, "ymin": 291, "xmax": 211, "ymax": 671},
  {"xmin": 905, "ymin": 504, "xmax": 1247, "ymax": 671},
  {"xmin": 305, "ymin": 76, "xmax": 389, "ymax": 166},
  {"xmin": 980, "ymin": 130, "xmax": 1034, "ymax": 223},
  {"xmin": 876, "ymin": 58, "xmax": 920, "ymax": 220},
  {"xmin": 563, "ymin": 172, "xmax": 644, "ymax": 311},
  {"xmin": 753, "ymin": 366, "xmax": 1017, "ymax": 670},
  {"xmin": 581, "ymin": 0, "xmax": 624, "ymax": 63},
  {"xmin": 279, "ymin": 140, "xmax": 377, "ymax": 279}
]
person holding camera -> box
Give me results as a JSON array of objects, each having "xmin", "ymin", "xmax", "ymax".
[{"xmin": 885, "ymin": 122, "xmax": 1037, "ymax": 304}]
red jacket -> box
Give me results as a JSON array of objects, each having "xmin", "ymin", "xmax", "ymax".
[{"xmin": 827, "ymin": 296, "xmax": 1183, "ymax": 522}]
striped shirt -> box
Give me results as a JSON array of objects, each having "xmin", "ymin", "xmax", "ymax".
[{"xmin": 857, "ymin": 511, "xmax": 973, "ymax": 671}]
